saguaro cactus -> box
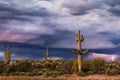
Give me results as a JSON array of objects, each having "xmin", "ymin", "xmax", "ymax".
[
  {"xmin": 71, "ymin": 30, "xmax": 89, "ymax": 72},
  {"xmin": 45, "ymin": 47, "xmax": 48, "ymax": 62},
  {"xmin": 4, "ymin": 44, "xmax": 11, "ymax": 64}
]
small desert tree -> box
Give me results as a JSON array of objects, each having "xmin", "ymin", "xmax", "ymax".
[{"xmin": 71, "ymin": 30, "xmax": 89, "ymax": 72}]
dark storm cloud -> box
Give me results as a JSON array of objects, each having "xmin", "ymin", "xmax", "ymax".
[
  {"xmin": 0, "ymin": 3, "xmax": 56, "ymax": 22},
  {"xmin": 63, "ymin": 0, "xmax": 120, "ymax": 16},
  {"xmin": 108, "ymin": 6, "xmax": 120, "ymax": 16},
  {"xmin": 110, "ymin": 39, "xmax": 120, "ymax": 45},
  {"xmin": 104, "ymin": 0, "xmax": 120, "ymax": 6},
  {"xmin": 25, "ymin": 30, "xmax": 74, "ymax": 47},
  {"xmin": 98, "ymin": 31, "xmax": 120, "ymax": 46},
  {"xmin": 0, "ymin": 15, "xmax": 31, "ymax": 22},
  {"xmin": 63, "ymin": 0, "xmax": 102, "ymax": 15},
  {"xmin": 104, "ymin": 0, "xmax": 120, "ymax": 16},
  {"xmin": 0, "ymin": 42, "xmax": 76, "ymax": 60},
  {"xmin": 0, "ymin": 41, "xmax": 120, "ymax": 61},
  {"xmin": 0, "ymin": 0, "xmax": 120, "ymax": 61}
]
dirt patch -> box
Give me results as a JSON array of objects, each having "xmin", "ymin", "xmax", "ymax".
[{"xmin": 0, "ymin": 74, "xmax": 120, "ymax": 80}]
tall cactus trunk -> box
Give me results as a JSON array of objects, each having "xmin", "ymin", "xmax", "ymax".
[
  {"xmin": 77, "ymin": 31, "xmax": 82, "ymax": 72},
  {"xmin": 78, "ymin": 54, "xmax": 82, "ymax": 72},
  {"xmin": 4, "ymin": 44, "xmax": 11, "ymax": 64},
  {"xmin": 71, "ymin": 30, "xmax": 89, "ymax": 72},
  {"xmin": 45, "ymin": 47, "xmax": 48, "ymax": 63}
]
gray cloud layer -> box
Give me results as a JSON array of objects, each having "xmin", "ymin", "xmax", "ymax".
[{"xmin": 0, "ymin": 0, "xmax": 120, "ymax": 50}]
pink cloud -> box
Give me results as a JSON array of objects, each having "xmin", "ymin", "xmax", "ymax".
[
  {"xmin": 87, "ymin": 52, "xmax": 119, "ymax": 61},
  {"xmin": 0, "ymin": 30, "xmax": 37, "ymax": 43}
]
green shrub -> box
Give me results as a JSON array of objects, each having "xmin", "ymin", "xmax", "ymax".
[
  {"xmin": 14, "ymin": 72, "xmax": 25, "ymax": 75},
  {"xmin": 105, "ymin": 62, "xmax": 120, "ymax": 75},
  {"xmin": 15, "ymin": 59, "xmax": 32, "ymax": 72},
  {"xmin": 42, "ymin": 72, "xmax": 50, "ymax": 77},
  {"xmin": 82, "ymin": 59, "xmax": 90, "ymax": 72},
  {"xmin": 72, "ymin": 59, "xmax": 78, "ymax": 73},
  {"xmin": 98, "ymin": 71, "xmax": 104, "ymax": 74},
  {"xmin": 90, "ymin": 58, "xmax": 106, "ymax": 73},
  {"xmin": 42, "ymin": 70, "xmax": 62, "ymax": 77},
  {"xmin": 77, "ymin": 71, "xmax": 87, "ymax": 76},
  {"xmin": 86, "ymin": 71, "xmax": 94, "ymax": 75},
  {"xmin": 0, "ymin": 63, "xmax": 6, "ymax": 72},
  {"xmin": 63, "ymin": 59, "xmax": 76, "ymax": 74}
]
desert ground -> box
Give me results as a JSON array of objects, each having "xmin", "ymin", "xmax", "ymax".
[{"xmin": 0, "ymin": 74, "xmax": 120, "ymax": 80}]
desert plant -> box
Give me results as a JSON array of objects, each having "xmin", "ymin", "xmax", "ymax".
[
  {"xmin": 90, "ymin": 58, "xmax": 106, "ymax": 73},
  {"xmin": 72, "ymin": 59, "xmax": 78, "ymax": 73},
  {"xmin": 86, "ymin": 71, "xmax": 94, "ymax": 75},
  {"xmin": 0, "ymin": 63, "xmax": 6, "ymax": 72},
  {"xmin": 77, "ymin": 70, "xmax": 87, "ymax": 76},
  {"xmin": 45, "ymin": 47, "xmax": 49, "ymax": 63},
  {"xmin": 71, "ymin": 30, "xmax": 89, "ymax": 71},
  {"xmin": 42, "ymin": 70, "xmax": 62, "ymax": 77},
  {"xmin": 15, "ymin": 59, "xmax": 32, "ymax": 72},
  {"xmin": 105, "ymin": 62, "xmax": 120, "ymax": 75},
  {"xmin": 4, "ymin": 44, "xmax": 11, "ymax": 64},
  {"xmin": 82, "ymin": 59, "xmax": 90, "ymax": 72},
  {"xmin": 62, "ymin": 59, "xmax": 75, "ymax": 73}
]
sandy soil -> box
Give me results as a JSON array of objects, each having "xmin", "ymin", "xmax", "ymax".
[{"xmin": 0, "ymin": 74, "xmax": 120, "ymax": 80}]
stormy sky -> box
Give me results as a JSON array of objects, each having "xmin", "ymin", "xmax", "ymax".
[{"xmin": 0, "ymin": 0, "xmax": 120, "ymax": 61}]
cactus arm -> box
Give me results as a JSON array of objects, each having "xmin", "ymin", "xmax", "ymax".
[
  {"xmin": 82, "ymin": 48, "xmax": 89, "ymax": 54},
  {"xmin": 76, "ymin": 34, "xmax": 79, "ymax": 41},
  {"xmin": 81, "ymin": 34, "xmax": 85, "ymax": 42},
  {"xmin": 70, "ymin": 48, "xmax": 78, "ymax": 55}
]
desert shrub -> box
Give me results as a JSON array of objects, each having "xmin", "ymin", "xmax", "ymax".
[
  {"xmin": 51, "ymin": 60, "xmax": 63, "ymax": 70},
  {"xmin": 0, "ymin": 63, "xmax": 14, "ymax": 73},
  {"xmin": 44, "ymin": 60, "xmax": 63, "ymax": 70},
  {"xmin": 41, "ymin": 69, "xmax": 51, "ymax": 77},
  {"xmin": 42, "ymin": 70, "xmax": 62, "ymax": 77},
  {"xmin": 77, "ymin": 70, "xmax": 87, "ymax": 76},
  {"xmin": 62, "ymin": 59, "xmax": 76, "ymax": 73},
  {"xmin": 42, "ymin": 72, "xmax": 50, "ymax": 77},
  {"xmin": 72, "ymin": 59, "xmax": 78, "ymax": 73},
  {"xmin": 32, "ymin": 61, "xmax": 42, "ymax": 69},
  {"xmin": 86, "ymin": 71, "xmax": 94, "ymax": 75},
  {"xmin": 1, "ymin": 58, "xmax": 120, "ymax": 76},
  {"xmin": 82, "ymin": 59, "xmax": 90, "ymax": 72},
  {"xmin": 105, "ymin": 62, "xmax": 120, "ymax": 75},
  {"xmin": 0, "ymin": 72, "xmax": 10, "ymax": 76},
  {"xmin": 24, "ymin": 72, "xmax": 39, "ymax": 76},
  {"xmin": 50, "ymin": 71, "xmax": 62, "ymax": 77},
  {"xmin": 90, "ymin": 58, "xmax": 106, "ymax": 73},
  {"xmin": 15, "ymin": 59, "xmax": 32, "ymax": 72},
  {"xmin": 98, "ymin": 71, "xmax": 104, "ymax": 74},
  {"xmin": 40, "ymin": 68, "xmax": 62, "ymax": 77},
  {"xmin": 0, "ymin": 63, "xmax": 6, "ymax": 72}
]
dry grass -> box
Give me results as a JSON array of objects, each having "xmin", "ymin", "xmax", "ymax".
[{"xmin": 0, "ymin": 74, "xmax": 120, "ymax": 80}]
